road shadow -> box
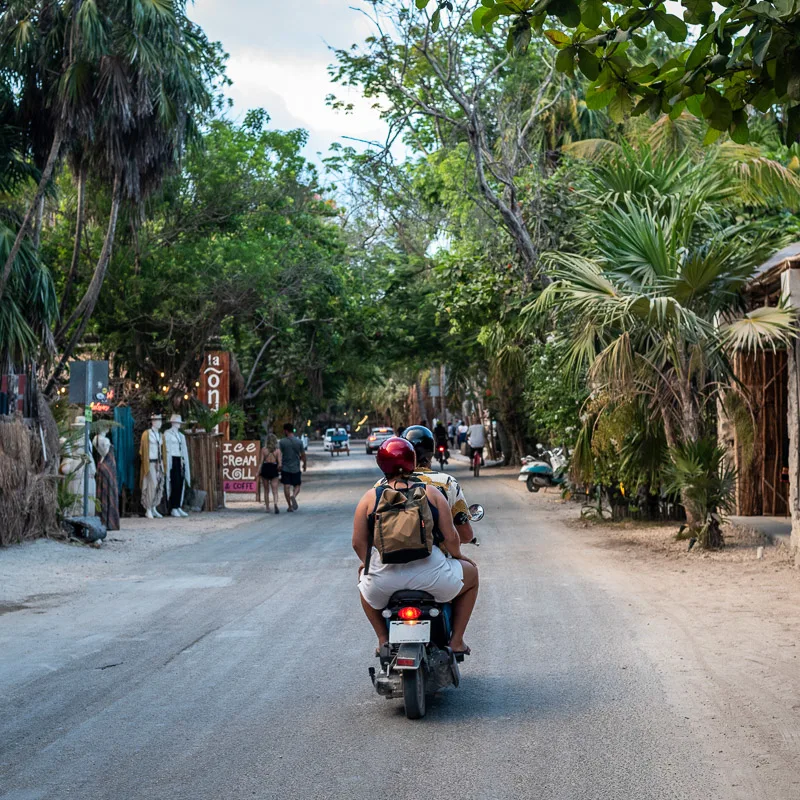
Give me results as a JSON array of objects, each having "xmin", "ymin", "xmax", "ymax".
[{"xmin": 380, "ymin": 672, "xmax": 590, "ymax": 723}]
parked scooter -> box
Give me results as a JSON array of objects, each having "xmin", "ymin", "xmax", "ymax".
[
  {"xmin": 369, "ymin": 503, "xmax": 484, "ymax": 719},
  {"xmin": 518, "ymin": 444, "xmax": 568, "ymax": 493}
]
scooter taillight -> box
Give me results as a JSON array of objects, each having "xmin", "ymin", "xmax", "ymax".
[
  {"xmin": 398, "ymin": 606, "xmax": 422, "ymax": 621},
  {"xmin": 396, "ymin": 657, "xmax": 416, "ymax": 666}
]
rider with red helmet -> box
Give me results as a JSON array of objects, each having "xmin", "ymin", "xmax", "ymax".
[{"xmin": 352, "ymin": 437, "xmax": 479, "ymax": 656}]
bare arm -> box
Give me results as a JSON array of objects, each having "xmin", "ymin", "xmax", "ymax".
[
  {"xmin": 300, "ymin": 443, "xmax": 307, "ymax": 472},
  {"xmin": 455, "ymin": 519, "xmax": 475, "ymax": 544},
  {"xmin": 352, "ymin": 491, "xmax": 374, "ymax": 566},
  {"xmin": 276, "ymin": 448, "xmax": 282, "ymax": 469},
  {"xmin": 427, "ymin": 488, "xmax": 463, "ymax": 560}
]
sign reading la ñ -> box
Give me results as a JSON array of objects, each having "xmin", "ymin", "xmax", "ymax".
[{"xmin": 198, "ymin": 351, "xmax": 230, "ymax": 438}]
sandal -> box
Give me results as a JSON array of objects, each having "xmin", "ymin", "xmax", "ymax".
[{"xmin": 450, "ymin": 645, "xmax": 471, "ymax": 662}]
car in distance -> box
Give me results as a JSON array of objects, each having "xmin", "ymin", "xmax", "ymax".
[
  {"xmin": 365, "ymin": 426, "xmax": 394, "ymax": 454},
  {"xmin": 323, "ymin": 427, "xmax": 349, "ymax": 452}
]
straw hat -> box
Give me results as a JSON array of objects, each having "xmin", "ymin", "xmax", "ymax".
[{"xmin": 169, "ymin": 414, "xmax": 183, "ymax": 424}]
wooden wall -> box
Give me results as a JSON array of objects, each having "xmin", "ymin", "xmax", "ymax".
[{"xmin": 734, "ymin": 350, "xmax": 789, "ymax": 516}]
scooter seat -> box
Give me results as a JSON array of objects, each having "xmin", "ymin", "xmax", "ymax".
[{"xmin": 388, "ymin": 590, "xmax": 435, "ymax": 605}]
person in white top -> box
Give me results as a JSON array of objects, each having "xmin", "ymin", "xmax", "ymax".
[
  {"xmin": 467, "ymin": 417, "xmax": 487, "ymax": 465},
  {"xmin": 456, "ymin": 420, "xmax": 468, "ymax": 447}
]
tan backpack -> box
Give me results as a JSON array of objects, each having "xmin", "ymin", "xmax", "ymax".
[{"xmin": 364, "ymin": 482, "xmax": 435, "ymax": 574}]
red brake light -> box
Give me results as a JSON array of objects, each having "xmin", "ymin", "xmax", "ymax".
[
  {"xmin": 396, "ymin": 657, "xmax": 415, "ymax": 666},
  {"xmin": 438, "ymin": 445, "xmax": 445, "ymax": 452},
  {"xmin": 398, "ymin": 606, "xmax": 422, "ymax": 621}
]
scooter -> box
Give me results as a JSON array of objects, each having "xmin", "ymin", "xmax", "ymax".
[
  {"xmin": 369, "ymin": 503, "xmax": 484, "ymax": 719},
  {"xmin": 435, "ymin": 441, "xmax": 449, "ymax": 470},
  {"xmin": 518, "ymin": 445, "xmax": 568, "ymax": 493}
]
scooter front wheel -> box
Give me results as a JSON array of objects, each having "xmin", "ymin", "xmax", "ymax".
[
  {"xmin": 403, "ymin": 668, "xmax": 426, "ymax": 719},
  {"xmin": 526, "ymin": 475, "xmax": 541, "ymax": 493}
]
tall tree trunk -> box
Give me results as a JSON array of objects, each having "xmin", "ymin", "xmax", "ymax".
[
  {"xmin": 414, "ymin": 381, "xmax": 425, "ymax": 425},
  {"xmin": 32, "ymin": 194, "xmax": 45, "ymax": 252},
  {"xmin": 57, "ymin": 174, "xmax": 122, "ymax": 342},
  {"xmin": 59, "ymin": 164, "xmax": 87, "ymax": 317},
  {"xmin": 439, "ymin": 364, "xmax": 446, "ymax": 421},
  {"xmin": 46, "ymin": 175, "xmax": 122, "ymax": 393},
  {"xmin": 0, "ymin": 126, "xmax": 64, "ymax": 301}
]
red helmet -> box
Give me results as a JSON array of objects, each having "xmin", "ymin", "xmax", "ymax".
[{"xmin": 376, "ymin": 437, "xmax": 416, "ymax": 477}]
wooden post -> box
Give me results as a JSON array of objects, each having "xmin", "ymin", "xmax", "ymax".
[{"xmin": 781, "ymin": 270, "xmax": 800, "ymax": 564}]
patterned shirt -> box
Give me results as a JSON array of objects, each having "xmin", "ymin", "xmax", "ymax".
[{"xmin": 375, "ymin": 467, "xmax": 470, "ymax": 524}]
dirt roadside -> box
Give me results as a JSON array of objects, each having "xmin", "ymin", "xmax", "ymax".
[
  {"xmin": 516, "ymin": 481, "xmax": 800, "ymax": 797},
  {"xmin": 0, "ymin": 501, "xmax": 268, "ymax": 609}
]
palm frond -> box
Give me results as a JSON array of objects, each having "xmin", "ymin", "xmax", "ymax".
[
  {"xmin": 560, "ymin": 138, "xmax": 621, "ymax": 160},
  {"xmin": 721, "ymin": 304, "xmax": 797, "ymax": 352},
  {"xmin": 715, "ymin": 142, "xmax": 800, "ymax": 210}
]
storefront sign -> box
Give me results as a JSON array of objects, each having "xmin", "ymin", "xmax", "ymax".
[
  {"xmin": 221, "ymin": 440, "xmax": 259, "ymax": 493},
  {"xmin": 198, "ymin": 351, "xmax": 230, "ymax": 438}
]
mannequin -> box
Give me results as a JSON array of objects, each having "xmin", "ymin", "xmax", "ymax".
[
  {"xmin": 163, "ymin": 413, "xmax": 191, "ymax": 518},
  {"xmin": 94, "ymin": 431, "xmax": 120, "ymax": 530},
  {"xmin": 139, "ymin": 414, "xmax": 166, "ymax": 519},
  {"xmin": 60, "ymin": 416, "xmax": 96, "ymax": 517}
]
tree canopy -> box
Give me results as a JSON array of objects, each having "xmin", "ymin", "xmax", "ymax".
[{"xmin": 412, "ymin": 0, "xmax": 800, "ymax": 144}]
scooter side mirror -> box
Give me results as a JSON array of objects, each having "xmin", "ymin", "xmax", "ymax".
[
  {"xmin": 468, "ymin": 503, "xmax": 484, "ymax": 522},
  {"xmin": 536, "ymin": 443, "xmax": 544, "ymax": 451}
]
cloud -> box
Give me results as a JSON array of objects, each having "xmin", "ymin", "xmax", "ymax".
[
  {"xmin": 192, "ymin": 0, "xmax": 389, "ymax": 160},
  {"xmin": 224, "ymin": 51, "xmax": 388, "ymax": 156}
]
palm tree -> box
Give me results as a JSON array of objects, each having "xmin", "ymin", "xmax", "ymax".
[
  {"xmin": 46, "ymin": 0, "xmax": 216, "ymax": 389},
  {"xmin": 534, "ymin": 147, "xmax": 797, "ymax": 534},
  {"xmin": 0, "ymin": 73, "xmax": 57, "ymax": 367}
]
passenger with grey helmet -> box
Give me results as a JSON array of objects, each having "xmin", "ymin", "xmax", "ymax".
[
  {"xmin": 376, "ymin": 425, "xmax": 476, "ymax": 545},
  {"xmin": 353, "ymin": 437, "xmax": 479, "ymax": 656}
]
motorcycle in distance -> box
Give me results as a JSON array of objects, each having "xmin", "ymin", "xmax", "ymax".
[
  {"xmin": 435, "ymin": 442, "xmax": 449, "ymax": 470},
  {"xmin": 518, "ymin": 444, "xmax": 568, "ymax": 493},
  {"xmin": 369, "ymin": 503, "xmax": 484, "ymax": 719}
]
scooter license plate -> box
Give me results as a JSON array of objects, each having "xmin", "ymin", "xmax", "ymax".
[{"xmin": 389, "ymin": 620, "xmax": 431, "ymax": 644}]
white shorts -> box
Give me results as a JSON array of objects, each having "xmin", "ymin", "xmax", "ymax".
[{"xmin": 358, "ymin": 547, "xmax": 464, "ymax": 610}]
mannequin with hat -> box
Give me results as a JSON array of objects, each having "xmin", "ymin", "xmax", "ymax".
[
  {"xmin": 164, "ymin": 414, "xmax": 191, "ymax": 517},
  {"xmin": 139, "ymin": 414, "xmax": 167, "ymax": 519}
]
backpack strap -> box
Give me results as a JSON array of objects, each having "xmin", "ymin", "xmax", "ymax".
[{"xmin": 364, "ymin": 485, "xmax": 389, "ymax": 576}]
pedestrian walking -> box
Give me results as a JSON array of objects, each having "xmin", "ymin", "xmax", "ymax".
[
  {"xmin": 279, "ymin": 422, "xmax": 307, "ymax": 512},
  {"xmin": 259, "ymin": 433, "xmax": 282, "ymax": 514},
  {"xmin": 467, "ymin": 416, "xmax": 487, "ymax": 466}
]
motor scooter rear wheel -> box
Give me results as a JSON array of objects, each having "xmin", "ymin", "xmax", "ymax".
[
  {"xmin": 403, "ymin": 668, "xmax": 426, "ymax": 719},
  {"xmin": 526, "ymin": 474, "xmax": 541, "ymax": 492}
]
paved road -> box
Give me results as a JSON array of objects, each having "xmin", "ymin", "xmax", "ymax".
[{"xmin": 2, "ymin": 449, "xmax": 726, "ymax": 799}]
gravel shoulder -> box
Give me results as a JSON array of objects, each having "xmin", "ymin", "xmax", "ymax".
[
  {"xmin": 516, "ymin": 481, "xmax": 800, "ymax": 796},
  {"xmin": 0, "ymin": 503, "xmax": 265, "ymax": 609}
]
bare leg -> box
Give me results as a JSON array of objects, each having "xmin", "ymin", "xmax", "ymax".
[
  {"xmin": 360, "ymin": 592, "xmax": 388, "ymax": 646},
  {"xmin": 450, "ymin": 560, "xmax": 479, "ymax": 652},
  {"xmin": 283, "ymin": 482, "xmax": 292, "ymax": 508},
  {"xmin": 293, "ymin": 483, "xmax": 302, "ymax": 500},
  {"xmin": 270, "ymin": 478, "xmax": 279, "ymax": 507}
]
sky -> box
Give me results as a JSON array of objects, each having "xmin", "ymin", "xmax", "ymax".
[{"xmin": 191, "ymin": 0, "xmax": 389, "ymax": 162}]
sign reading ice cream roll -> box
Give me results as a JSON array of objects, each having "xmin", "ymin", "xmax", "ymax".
[{"xmin": 221, "ymin": 440, "xmax": 259, "ymax": 493}]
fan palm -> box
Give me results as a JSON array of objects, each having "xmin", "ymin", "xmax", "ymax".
[
  {"xmin": 663, "ymin": 438, "xmax": 737, "ymax": 548},
  {"xmin": 47, "ymin": 0, "xmax": 216, "ymax": 387},
  {"xmin": 534, "ymin": 153, "xmax": 797, "ymax": 528},
  {"xmin": 0, "ymin": 75, "xmax": 56, "ymax": 367}
]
